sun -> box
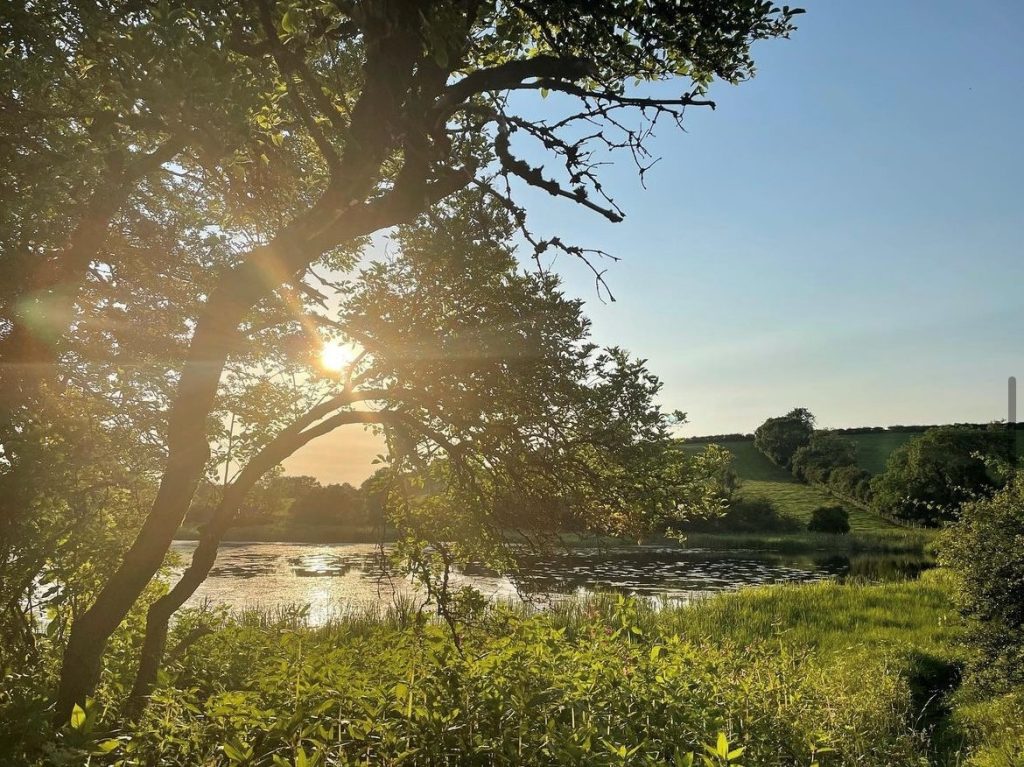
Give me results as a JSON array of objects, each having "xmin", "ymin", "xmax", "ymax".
[{"xmin": 320, "ymin": 341, "xmax": 355, "ymax": 373}]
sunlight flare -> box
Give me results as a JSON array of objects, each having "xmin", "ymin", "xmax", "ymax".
[{"xmin": 320, "ymin": 340, "xmax": 357, "ymax": 373}]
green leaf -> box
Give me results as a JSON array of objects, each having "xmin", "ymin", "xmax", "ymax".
[
  {"xmin": 281, "ymin": 10, "xmax": 297, "ymax": 34},
  {"xmin": 70, "ymin": 703, "xmax": 86, "ymax": 730},
  {"xmin": 717, "ymin": 732, "xmax": 728, "ymax": 758}
]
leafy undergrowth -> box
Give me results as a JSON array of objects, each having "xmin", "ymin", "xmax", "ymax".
[{"xmin": 6, "ymin": 571, "xmax": 1019, "ymax": 766}]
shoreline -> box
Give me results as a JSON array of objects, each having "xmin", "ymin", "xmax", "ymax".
[{"xmin": 174, "ymin": 525, "xmax": 936, "ymax": 554}]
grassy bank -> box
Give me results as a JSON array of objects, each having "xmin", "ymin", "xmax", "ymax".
[
  {"xmin": 684, "ymin": 527, "xmax": 936, "ymax": 553},
  {"xmin": 11, "ymin": 571, "xmax": 1019, "ymax": 766}
]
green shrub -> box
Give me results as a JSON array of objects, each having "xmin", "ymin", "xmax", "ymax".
[
  {"xmin": 681, "ymin": 497, "xmax": 802, "ymax": 533},
  {"xmin": 808, "ymin": 505, "xmax": 851, "ymax": 534},
  {"xmin": 829, "ymin": 464, "xmax": 872, "ymax": 498},
  {"xmin": 941, "ymin": 473, "xmax": 1024, "ymax": 691},
  {"xmin": 791, "ymin": 432, "xmax": 858, "ymax": 484}
]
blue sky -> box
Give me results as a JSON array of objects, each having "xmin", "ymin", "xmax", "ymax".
[
  {"xmin": 519, "ymin": 0, "xmax": 1024, "ymax": 437},
  {"xmin": 287, "ymin": 1, "xmax": 1024, "ymax": 483}
]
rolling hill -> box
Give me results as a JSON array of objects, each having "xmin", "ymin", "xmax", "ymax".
[{"xmin": 682, "ymin": 436, "xmax": 911, "ymax": 533}]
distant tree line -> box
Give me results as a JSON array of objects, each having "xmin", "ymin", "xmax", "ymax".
[
  {"xmin": 685, "ymin": 422, "xmax": 1023, "ymax": 444},
  {"xmin": 680, "ymin": 433, "xmax": 754, "ymax": 444},
  {"xmin": 184, "ymin": 470, "xmax": 391, "ymax": 531}
]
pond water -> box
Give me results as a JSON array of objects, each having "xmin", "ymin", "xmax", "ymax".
[{"xmin": 169, "ymin": 541, "xmax": 930, "ymax": 625}]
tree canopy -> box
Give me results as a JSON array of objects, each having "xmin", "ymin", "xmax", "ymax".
[
  {"xmin": 870, "ymin": 427, "xmax": 1015, "ymax": 526},
  {"xmin": 0, "ymin": 0, "xmax": 802, "ymax": 720},
  {"xmin": 753, "ymin": 407, "xmax": 815, "ymax": 468}
]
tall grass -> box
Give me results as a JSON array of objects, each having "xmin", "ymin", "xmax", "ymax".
[{"xmin": 9, "ymin": 571, "xmax": 989, "ymax": 766}]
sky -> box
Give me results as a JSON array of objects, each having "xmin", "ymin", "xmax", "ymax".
[{"xmin": 285, "ymin": 0, "xmax": 1024, "ymax": 485}]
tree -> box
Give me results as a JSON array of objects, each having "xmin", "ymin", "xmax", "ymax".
[
  {"xmin": 679, "ymin": 497, "xmax": 801, "ymax": 534},
  {"xmin": 123, "ymin": 191, "xmax": 732, "ymax": 709},
  {"xmin": 790, "ymin": 431, "xmax": 858, "ymax": 484},
  {"xmin": 754, "ymin": 408, "xmax": 815, "ymax": 468},
  {"xmin": 290, "ymin": 483, "xmax": 365, "ymax": 526},
  {"xmin": 870, "ymin": 427, "xmax": 1014, "ymax": 526},
  {"xmin": 827, "ymin": 463, "xmax": 873, "ymax": 501},
  {"xmin": 940, "ymin": 471, "xmax": 1024, "ymax": 690},
  {"xmin": 1, "ymin": 1, "xmax": 803, "ymax": 720}
]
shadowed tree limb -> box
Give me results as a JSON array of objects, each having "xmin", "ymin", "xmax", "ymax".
[{"xmin": 124, "ymin": 404, "xmax": 416, "ymax": 712}]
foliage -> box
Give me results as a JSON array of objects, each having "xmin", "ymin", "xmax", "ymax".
[
  {"xmin": 679, "ymin": 497, "xmax": 802, "ymax": 534},
  {"xmin": 3, "ymin": 0, "xmax": 806, "ymax": 715},
  {"xmin": 807, "ymin": 506, "xmax": 851, "ymax": 535},
  {"xmin": 791, "ymin": 432, "xmax": 859, "ymax": 484},
  {"xmin": 290, "ymin": 482, "xmax": 366, "ymax": 526},
  {"xmin": 949, "ymin": 687, "xmax": 1024, "ymax": 767},
  {"xmin": 941, "ymin": 472, "xmax": 1024, "ymax": 691},
  {"xmin": 753, "ymin": 408, "xmax": 815, "ymax": 468},
  {"xmin": 827, "ymin": 464, "xmax": 874, "ymax": 502},
  {"xmin": 2, "ymin": 575, "xmax": 969, "ymax": 766},
  {"xmin": 871, "ymin": 427, "xmax": 1015, "ymax": 526}
]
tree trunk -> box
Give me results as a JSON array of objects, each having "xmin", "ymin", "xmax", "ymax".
[
  {"xmin": 50, "ymin": 246, "xmax": 276, "ymax": 722},
  {"xmin": 52, "ymin": 12, "xmax": 447, "ymax": 720},
  {"xmin": 52, "ymin": 439, "xmax": 210, "ymax": 723},
  {"xmin": 125, "ymin": 525, "xmax": 223, "ymax": 714},
  {"xmin": 124, "ymin": 408, "xmax": 392, "ymax": 712}
]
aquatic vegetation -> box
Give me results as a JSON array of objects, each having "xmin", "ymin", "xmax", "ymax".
[{"xmin": 4, "ymin": 572, "xmax": 988, "ymax": 766}]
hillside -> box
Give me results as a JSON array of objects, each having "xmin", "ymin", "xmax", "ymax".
[
  {"xmin": 844, "ymin": 431, "xmax": 924, "ymax": 474},
  {"xmin": 687, "ymin": 426, "xmax": 1022, "ymax": 533},
  {"xmin": 683, "ymin": 438, "xmax": 897, "ymax": 532}
]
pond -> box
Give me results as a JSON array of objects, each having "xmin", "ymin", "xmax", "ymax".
[{"xmin": 169, "ymin": 541, "xmax": 931, "ymax": 625}]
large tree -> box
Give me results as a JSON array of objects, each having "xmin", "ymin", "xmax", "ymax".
[
  {"xmin": 753, "ymin": 407, "xmax": 815, "ymax": 468},
  {"xmin": 125, "ymin": 190, "xmax": 733, "ymax": 709},
  {"xmin": 871, "ymin": 426, "xmax": 1015, "ymax": 526},
  {"xmin": 0, "ymin": 0, "xmax": 803, "ymax": 720}
]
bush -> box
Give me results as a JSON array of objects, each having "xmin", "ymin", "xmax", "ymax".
[
  {"xmin": 807, "ymin": 506, "xmax": 851, "ymax": 535},
  {"xmin": 681, "ymin": 497, "xmax": 802, "ymax": 534},
  {"xmin": 828, "ymin": 464, "xmax": 872, "ymax": 498},
  {"xmin": 940, "ymin": 473, "xmax": 1024, "ymax": 692},
  {"xmin": 791, "ymin": 432, "xmax": 859, "ymax": 484}
]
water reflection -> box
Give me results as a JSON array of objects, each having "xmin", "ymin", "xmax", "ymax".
[{"xmin": 169, "ymin": 541, "xmax": 931, "ymax": 625}]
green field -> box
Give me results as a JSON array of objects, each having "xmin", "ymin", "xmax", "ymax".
[
  {"xmin": 831, "ymin": 428, "xmax": 1022, "ymax": 475},
  {"xmin": 844, "ymin": 431, "xmax": 924, "ymax": 473},
  {"xmin": 688, "ymin": 427, "xmax": 1023, "ymax": 535}
]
